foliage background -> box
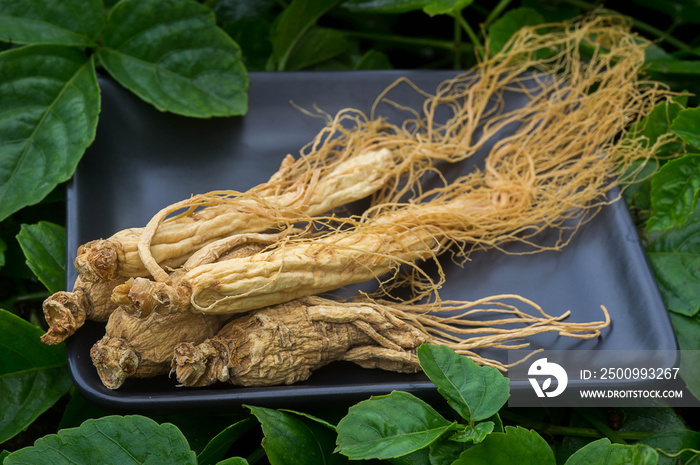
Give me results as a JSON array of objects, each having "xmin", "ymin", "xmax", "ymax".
[{"xmin": 1, "ymin": 0, "xmax": 700, "ymax": 463}]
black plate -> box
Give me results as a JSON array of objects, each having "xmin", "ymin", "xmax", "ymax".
[{"xmin": 65, "ymin": 71, "xmax": 676, "ymax": 412}]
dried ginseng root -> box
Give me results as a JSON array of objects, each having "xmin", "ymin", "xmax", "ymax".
[
  {"xmin": 172, "ymin": 295, "xmax": 610, "ymax": 387},
  {"xmin": 90, "ymin": 307, "xmax": 230, "ymax": 389},
  {"xmin": 40, "ymin": 276, "xmax": 128, "ymax": 345},
  {"xmin": 80, "ymin": 19, "xmax": 640, "ymax": 286},
  {"xmin": 117, "ymin": 17, "xmax": 672, "ymax": 317},
  {"xmin": 377, "ymin": 295, "xmax": 611, "ymax": 354},
  {"xmin": 89, "ymin": 241, "xmax": 275, "ymax": 388},
  {"xmin": 40, "ymin": 235, "xmax": 271, "ymax": 346},
  {"xmin": 172, "ymin": 297, "xmax": 428, "ymax": 387},
  {"xmin": 74, "ymin": 147, "xmax": 399, "ymax": 283}
]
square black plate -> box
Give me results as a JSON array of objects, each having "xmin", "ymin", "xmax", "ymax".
[{"xmin": 65, "ymin": 71, "xmax": 676, "ymax": 412}]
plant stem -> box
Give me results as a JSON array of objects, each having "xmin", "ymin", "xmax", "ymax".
[
  {"xmin": 484, "ymin": 0, "xmax": 513, "ymax": 28},
  {"xmin": 455, "ymin": 14, "xmax": 485, "ymax": 59},
  {"xmin": 453, "ymin": 17, "xmax": 462, "ymax": 70},
  {"xmin": 340, "ymin": 29, "xmax": 474, "ymax": 53},
  {"xmin": 574, "ymin": 408, "xmax": 626, "ymax": 444},
  {"xmin": 657, "ymin": 448, "xmax": 700, "ymax": 461},
  {"xmin": 500, "ymin": 411, "xmax": 653, "ymax": 441},
  {"xmin": 561, "ymin": 0, "xmax": 692, "ymax": 52},
  {"xmin": 630, "ymin": 17, "xmax": 692, "ymax": 52}
]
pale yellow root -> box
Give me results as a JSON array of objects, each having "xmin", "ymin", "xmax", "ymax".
[
  {"xmin": 114, "ymin": 17, "xmax": 671, "ymax": 318},
  {"xmin": 181, "ymin": 228, "xmax": 303, "ymax": 269},
  {"xmin": 171, "ymin": 295, "xmax": 610, "ymax": 387},
  {"xmin": 376, "ymin": 296, "xmax": 611, "ymax": 351},
  {"xmin": 172, "ymin": 297, "xmax": 427, "ymax": 387},
  {"xmin": 115, "ymin": 210, "xmax": 451, "ymax": 317},
  {"xmin": 75, "ymin": 148, "xmax": 396, "ymax": 282},
  {"xmin": 40, "ymin": 276, "xmax": 128, "ymax": 345},
  {"xmin": 90, "ymin": 307, "xmax": 230, "ymax": 389}
]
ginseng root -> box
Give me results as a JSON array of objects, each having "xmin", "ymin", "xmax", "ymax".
[
  {"xmin": 90, "ymin": 242, "xmax": 270, "ymax": 388},
  {"xmin": 172, "ymin": 297, "xmax": 427, "ymax": 387},
  {"xmin": 41, "ymin": 240, "xmax": 267, "ymax": 346},
  {"xmin": 79, "ymin": 20, "xmax": 643, "ymax": 285},
  {"xmin": 75, "ymin": 148, "xmax": 395, "ymax": 282},
  {"xmin": 172, "ymin": 295, "xmax": 610, "ymax": 387},
  {"xmin": 116, "ymin": 18, "xmax": 672, "ymax": 318},
  {"xmin": 40, "ymin": 276, "xmax": 128, "ymax": 345},
  {"xmin": 90, "ymin": 307, "xmax": 230, "ymax": 389}
]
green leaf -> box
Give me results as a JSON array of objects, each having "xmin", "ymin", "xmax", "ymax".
[
  {"xmin": 247, "ymin": 406, "xmax": 347, "ymax": 465},
  {"xmin": 450, "ymin": 421, "xmax": 494, "ymax": 444},
  {"xmin": 646, "ymin": 211, "xmax": 700, "ymax": 316},
  {"xmin": 0, "ymin": 237, "xmax": 6, "ymax": 269},
  {"xmin": 427, "ymin": 435, "xmax": 470, "ymax": 465},
  {"xmin": 487, "ymin": 7, "xmax": 544, "ymax": 54},
  {"xmin": 490, "ymin": 412, "xmax": 504, "ymax": 432},
  {"xmin": 215, "ymin": 459, "xmax": 249, "ymax": 465},
  {"xmin": 388, "ymin": 447, "xmax": 431, "ymax": 465},
  {"xmin": 623, "ymin": 97, "xmax": 687, "ymax": 213},
  {"xmin": 197, "ymin": 419, "xmax": 254, "ymax": 465},
  {"xmin": 641, "ymin": 429, "xmax": 700, "ymax": 465},
  {"xmin": 623, "ymin": 158, "xmax": 660, "ymax": 217},
  {"xmin": 612, "ymin": 407, "xmax": 686, "ymax": 434},
  {"xmin": 453, "ymin": 426, "xmax": 555, "ymax": 465},
  {"xmin": 1, "ymin": 450, "xmax": 10, "ymax": 461},
  {"xmin": 422, "ymin": 0, "xmax": 473, "ymax": 17},
  {"xmin": 416, "ymin": 344, "xmax": 509, "ymax": 422},
  {"xmin": 16, "ymin": 221, "xmax": 66, "ymax": 293},
  {"xmin": 97, "ymin": 0, "xmax": 248, "ymax": 117},
  {"xmin": 632, "ymin": 445, "xmax": 660, "ymax": 465},
  {"xmin": 628, "ymin": 97, "xmax": 687, "ymax": 151},
  {"xmin": 341, "ymin": 0, "xmax": 430, "ymax": 14},
  {"xmin": 0, "ymin": 45, "xmax": 100, "ymax": 222},
  {"xmin": 279, "ymin": 409, "xmax": 337, "ymax": 430},
  {"xmin": 647, "ymin": 154, "xmax": 700, "ymax": 232},
  {"xmin": 4, "ymin": 415, "xmax": 197, "ymax": 465},
  {"xmin": 148, "ymin": 414, "xmax": 246, "ymax": 455},
  {"xmin": 335, "ymin": 391, "xmax": 454, "ymax": 460},
  {"xmin": 354, "ymin": 50, "xmax": 392, "ymax": 70},
  {"xmin": 218, "ymin": 17, "xmax": 272, "ymax": 72},
  {"xmin": 564, "ymin": 438, "xmax": 656, "ymax": 465},
  {"xmin": 0, "ymin": 0, "xmax": 104, "ymax": 46},
  {"xmin": 645, "ymin": 59, "xmax": 700, "ymax": 76},
  {"xmin": 668, "ymin": 313, "xmax": 700, "ymax": 400},
  {"xmin": 272, "ymin": 0, "xmax": 340, "ymax": 70},
  {"xmin": 671, "ymin": 107, "xmax": 700, "ymax": 150},
  {"xmin": 285, "ymin": 27, "xmax": 351, "ymax": 70},
  {"xmin": 427, "ymin": 422, "xmax": 494, "ymax": 464},
  {"xmin": 0, "ymin": 309, "xmax": 72, "ymax": 444},
  {"xmin": 211, "ymin": 0, "xmax": 276, "ymax": 71}
]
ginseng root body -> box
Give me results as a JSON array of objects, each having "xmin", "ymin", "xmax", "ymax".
[
  {"xmin": 172, "ymin": 295, "xmax": 611, "ymax": 388},
  {"xmin": 41, "ymin": 276, "xmax": 128, "ymax": 345},
  {"xmin": 115, "ymin": 18, "xmax": 671, "ymax": 320},
  {"xmin": 90, "ymin": 308, "xmax": 230, "ymax": 389},
  {"xmin": 172, "ymin": 297, "xmax": 428, "ymax": 387},
  {"xmin": 75, "ymin": 149, "xmax": 395, "ymax": 282}
]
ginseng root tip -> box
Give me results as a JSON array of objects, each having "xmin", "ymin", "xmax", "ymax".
[{"xmin": 90, "ymin": 336, "xmax": 140, "ymax": 390}]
